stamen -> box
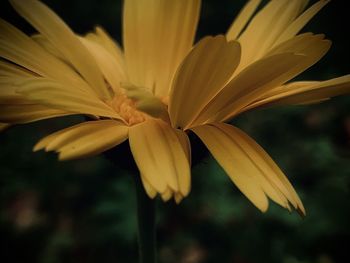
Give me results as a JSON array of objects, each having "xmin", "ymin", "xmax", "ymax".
[
  {"xmin": 109, "ymin": 94, "xmax": 146, "ymax": 126},
  {"xmin": 108, "ymin": 85, "xmax": 170, "ymax": 126}
]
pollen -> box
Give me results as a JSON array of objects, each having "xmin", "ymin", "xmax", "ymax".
[{"xmin": 109, "ymin": 94, "xmax": 146, "ymax": 126}]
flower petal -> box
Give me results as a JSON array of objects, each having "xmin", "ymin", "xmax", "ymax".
[
  {"xmin": 237, "ymin": 0, "xmax": 306, "ymax": 71},
  {"xmin": 267, "ymin": 33, "xmax": 331, "ymax": 75},
  {"xmin": 226, "ymin": 0, "xmax": 262, "ymax": 40},
  {"xmin": 0, "ymin": 104, "xmax": 69, "ymax": 124},
  {"xmin": 174, "ymin": 130, "xmax": 192, "ymax": 196},
  {"xmin": 192, "ymin": 53, "xmax": 305, "ymax": 125},
  {"xmin": 245, "ymin": 75, "xmax": 350, "ymax": 110},
  {"xmin": 140, "ymin": 175, "xmax": 158, "ymax": 199},
  {"xmin": 0, "ymin": 76, "xmax": 71, "ymax": 123},
  {"xmin": 80, "ymin": 37, "xmax": 126, "ymax": 92},
  {"xmin": 275, "ymin": 0, "xmax": 330, "ymax": 46},
  {"xmin": 16, "ymin": 78, "xmax": 122, "ymax": 120},
  {"xmin": 221, "ymin": 123, "xmax": 303, "ymax": 213},
  {"xmin": 217, "ymin": 34, "xmax": 331, "ymax": 118},
  {"xmin": 10, "ymin": 0, "xmax": 111, "ymax": 99},
  {"xmin": 86, "ymin": 26, "xmax": 125, "ymax": 71},
  {"xmin": 0, "ymin": 19, "xmax": 91, "ymax": 93},
  {"xmin": 123, "ymin": 0, "xmax": 200, "ymax": 96},
  {"xmin": 34, "ymin": 120, "xmax": 129, "ymax": 161},
  {"xmin": 31, "ymin": 34, "xmax": 67, "ymax": 62},
  {"xmin": 129, "ymin": 119, "xmax": 191, "ymax": 195},
  {"xmin": 169, "ymin": 36, "xmax": 241, "ymax": 129},
  {"xmin": 191, "ymin": 124, "xmax": 269, "ymax": 212},
  {"xmin": 161, "ymin": 187, "xmax": 173, "ymax": 202},
  {"xmin": 192, "ymin": 123, "xmax": 305, "ymax": 214},
  {"xmin": 0, "ymin": 60, "xmax": 33, "ymax": 77}
]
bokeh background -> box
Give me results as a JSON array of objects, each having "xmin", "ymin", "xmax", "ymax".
[{"xmin": 1, "ymin": 0, "xmax": 350, "ymax": 262}]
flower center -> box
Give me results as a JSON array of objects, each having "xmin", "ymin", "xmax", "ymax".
[{"xmin": 109, "ymin": 94, "xmax": 146, "ymax": 126}]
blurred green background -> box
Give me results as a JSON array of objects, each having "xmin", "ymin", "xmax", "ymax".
[{"xmin": 0, "ymin": 0, "xmax": 350, "ymax": 262}]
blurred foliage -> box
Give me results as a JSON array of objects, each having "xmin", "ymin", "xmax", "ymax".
[{"xmin": 0, "ymin": 0, "xmax": 350, "ymax": 263}]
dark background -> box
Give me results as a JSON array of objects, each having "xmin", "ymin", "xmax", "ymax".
[{"xmin": 0, "ymin": 0, "xmax": 350, "ymax": 262}]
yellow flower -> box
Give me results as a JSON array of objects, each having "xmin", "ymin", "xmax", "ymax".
[{"xmin": 1, "ymin": 0, "xmax": 349, "ymax": 214}]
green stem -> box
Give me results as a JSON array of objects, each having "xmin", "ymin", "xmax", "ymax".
[{"xmin": 134, "ymin": 175, "xmax": 157, "ymax": 263}]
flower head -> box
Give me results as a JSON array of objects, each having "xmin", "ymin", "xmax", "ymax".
[{"xmin": 1, "ymin": 0, "xmax": 349, "ymax": 214}]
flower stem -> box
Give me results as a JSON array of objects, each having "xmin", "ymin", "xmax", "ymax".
[{"xmin": 134, "ymin": 175, "xmax": 157, "ymax": 263}]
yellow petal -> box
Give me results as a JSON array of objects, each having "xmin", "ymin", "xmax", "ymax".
[
  {"xmin": 191, "ymin": 124, "xmax": 269, "ymax": 212},
  {"xmin": 275, "ymin": 0, "xmax": 330, "ymax": 46},
  {"xmin": 214, "ymin": 123, "xmax": 305, "ymax": 214},
  {"xmin": 192, "ymin": 53, "xmax": 305, "ymax": 125},
  {"xmin": 267, "ymin": 33, "xmax": 325, "ymax": 55},
  {"xmin": 237, "ymin": 0, "xmax": 305, "ymax": 71},
  {"xmin": 10, "ymin": 0, "xmax": 110, "ymax": 99},
  {"xmin": 86, "ymin": 26, "xmax": 125, "ymax": 71},
  {"xmin": 226, "ymin": 0, "xmax": 262, "ymax": 40},
  {"xmin": 174, "ymin": 130, "xmax": 192, "ymax": 196},
  {"xmin": 0, "ymin": 60, "xmax": 33, "ymax": 77},
  {"xmin": 0, "ymin": 19, "xmax": 91, "ymax": 93},
  {"xmin": 174, "ymin": 193, "xmax": 184, "ymax": 204},
  {"xmin": 34, "ymin": 120, "xmax": 128, "ymax": 160},
  {"xmin": 169, "ymin": 36, "xmax": 241, "ymax": 129},
  {"xmin": 123, "ymin": 0, "xmax": 200, "ymax": 96},
  {"xmin": 267, "ymin": 34, "xmax": 331, "ymax": 78},
  {"xmin": 129, "ymin": 119, "xmax": 191, "ymax": 195},
  {"xmin": 31, "ymin": 34, "xmax": 67, "ymax": 62},
  {"xmin": 298, "ymin": 0, "xmax": 310, "ymax": 14},
  {"xmin": 0, "ymin": 104, "xmax": 69, "ymax": 124},
  {"xmin": 0, "ymin": 76, "xmax": 71, "ymax": 123},
  {"xmin": 174, "ymin": 129, "xmax": 191, "ymax": 165},
  {"xmin": 140, "ymin": 175, "xmax": 157, "ymax": 199},
  {"xmin": 247, "ymin": 75, "xmax": 350, "ymax": 109},
  {"xmin": 161, "ymin": 187, "xmax": 173, "ymax": 202},
  {"xmin": 80, "ymin": 37, "xmax": 126, "ymax": 92},
  {"xmin": 17, "ymin": 78, "xmax": 122, "ymax": 120}
]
